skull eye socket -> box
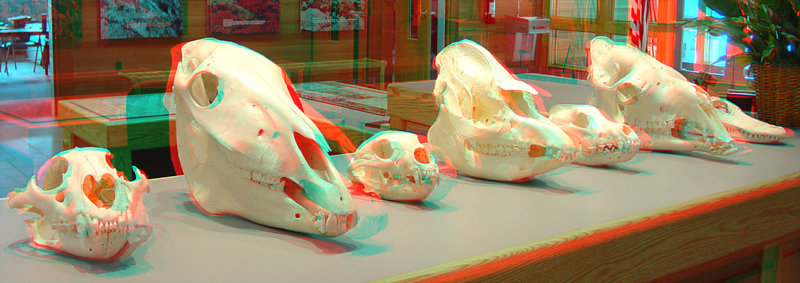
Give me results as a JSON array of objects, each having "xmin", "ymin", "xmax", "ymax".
[
  {"xmin": 375, "ymin": 139, "xmax": 394, "ymax": 160},
  {"xmin": 573, "ymin": 112, "xmax": 591, "ymax": 128},
  {"xmin": 35, "ymin": 158, "xmax": 69, "ymax": 191},
  {"xmin": 414, "ymin": 147, "xmax": 431, "ymax": 164},
  {"xmin": 189, "ymin": 71, "xmax": 223, "ymax": 108},
  {"xmin": 622, "ymin": 125, "xmax": 633, "ymax": 135}
]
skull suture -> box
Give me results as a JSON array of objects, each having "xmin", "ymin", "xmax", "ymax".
[
  {"xmin": 709, "ymin": 97, "xmax": 795, "ymax": 144},
  {"xmin": 427, "ymin": 40, "xmax": 577, "ymax": 182},
  {"xmin": 348, "ymin": 132, "xmax": 443, "ymax": 201},
  {"xmin": 548, "ymin": 104, "xmax": 641, "ymax": 166},
  {"xmin": 7, "ymin": 148, "xmax": 150, "ymax": 261},
  {"xmin": 171, "ymin": 38, "xmax": 357, "ymax": 237},
  {"xmin": 587, "ymin": 36, "xmax": 737, "ymax": 155}
]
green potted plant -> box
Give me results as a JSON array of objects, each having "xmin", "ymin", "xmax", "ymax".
[{"xmin": 680, "ymin": 0, "xmax": 800, "ymax": 127}]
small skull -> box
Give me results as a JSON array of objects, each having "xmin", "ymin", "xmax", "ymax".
[
  {"xmin": 348, "ymin": 132, "xmax": 442, "ymax": 201},
  {"xmin": 7, "ymin": 148, "xmax": 150, "ymax": 261},
  {"xmin": 548, "ymin": 104, "xmax": 641, "ymax": 165}
]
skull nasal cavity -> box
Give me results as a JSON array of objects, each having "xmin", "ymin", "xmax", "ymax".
[
  {"xmin": 414, "ymin": 148, "xmax": 430, "ymax": 163},
  {"xmin": 82, "ymin": 174, "xmax": 116, "ymax": 209},
  {"xmin": 36, "ymin": 158, "xmax": 69, "ymax": 191},
  {"xmin": 190, "ymin": 72, "xmax": 221, "ymax": 107},
  {"xmin": 294, "ymin": 132, "xmax": 327, "ymax": 172}
]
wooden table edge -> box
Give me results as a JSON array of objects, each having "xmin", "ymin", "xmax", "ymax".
[{"xmin": 375, "ymin": 172, "xmax": 800, "ymax": 282}]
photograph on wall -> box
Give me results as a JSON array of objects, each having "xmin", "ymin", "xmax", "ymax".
[
  {"xmin": 207, "ymin": 0, "xmax": 279, "ymax": 35},
  {"xmin": 300, "ymin": 0, "xmax": 366, "ymax": 32},
  {"xmin": 99, "ymin": 0, "xmax": 183, "ymax": 39}
]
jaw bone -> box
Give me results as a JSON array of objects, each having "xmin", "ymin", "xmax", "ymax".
[
  {"xmin": 709, "ymin": 97, "xmax": 795, "ymax": 144},
  {"xmin": 548, "ymin": 104, "xmax": 641, "ymax": 166}
]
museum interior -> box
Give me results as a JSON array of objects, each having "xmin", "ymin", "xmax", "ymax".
[{"xmin": 0, "ymin": 0, "xmax": 799, "ymax": 281}]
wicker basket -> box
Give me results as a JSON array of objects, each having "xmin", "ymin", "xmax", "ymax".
[{"xmin": 752, "ymin": 64, "xmax": 800, "ymax": 127}]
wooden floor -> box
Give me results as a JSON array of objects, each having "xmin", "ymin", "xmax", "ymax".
[{"xmin": 0, "ymin": 51, "xmax": 58, "ymax": 197}]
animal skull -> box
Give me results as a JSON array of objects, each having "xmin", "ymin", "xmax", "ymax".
[
  {"xmin": 171, "ymin": 38, "xmax": 357, "ymax": 237},
  {"xmin": 348, "ymin": 131, "xmax": 442, "ymax": 201},
  {"xmin": 587, "ymin": 36, "xmax": 736, "ymax": 155},
  {"xmin": 427, "ymin": 40, "xmax": 577, "ymax": 182},
  {"xmin": 548, "ymin": 104, "xmax": 641, "ymax": 165},
  {"xmin": 7, "ymin": 148, "xmax": 150, "ymax": 261},
  {"xmin": 709, "ymin": 97, "xmax": 795, "ymax": 144}
]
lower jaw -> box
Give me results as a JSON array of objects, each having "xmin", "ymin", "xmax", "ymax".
[
  {"xmin": 376, "ymin": 183, "xmax": 435, "ymax": 201},
  {"xmin": 575, "ymin": 152, "xmax": 637, "ymax": 166}
]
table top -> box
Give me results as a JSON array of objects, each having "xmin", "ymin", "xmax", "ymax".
[
  {"xmin": 0, "ymin": 26, "xmax": 45, "ymax": 36},
  {"xmin": 2, "ymin": 133, "xmax": 799, "ymax": 282}
]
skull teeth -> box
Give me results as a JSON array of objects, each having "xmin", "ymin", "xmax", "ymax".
[
  {"xmin": 585, "ymin": 140, "xmax": 641, "ymax": 155},
  {"xmin": 233, "ymin": 164, "xmax": 285, "ymax": 192},
  {"xmin": 468, "ymin": 141, "xmax": 573, "ymax": 162},
  {"xmin": 314, "ymin": 210, "xmax": 348, "ymax": 236},
  {"xmin": 634, "ymin": 118, "xmax": 736, "ymax": 153}
]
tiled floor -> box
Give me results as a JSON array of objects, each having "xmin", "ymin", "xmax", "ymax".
[{"xmin": 0, "ymin": 52, "xmax": 57, "ymax": 197}]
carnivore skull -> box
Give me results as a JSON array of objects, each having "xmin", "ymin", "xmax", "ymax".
[
  {"xmin": 7, "ymin": 148, "xmax": 150, "ymax": 261},
  {"xmin": 171, "ymin": 38, "xmax": 357, "ymax": 237},
  {"xmin": 348, "ymin": 131, "xmax": 442, "ymax": 201},
  {"xmin": 427, "ymin": 40, "xmax": 577, "ymax": 181},
  {"xmin": 548, "ymin": 104, "xmax": 641, "ymax": 165},
  {"xmin": 709, "ymin": 97, "xmax": 795, "ymax": 144},
  {"xmin": 587, "ymin": 36, "xmax": 737, "ymax": 155}
]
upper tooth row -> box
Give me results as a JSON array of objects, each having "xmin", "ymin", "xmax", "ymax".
[
  {"xmin": 631, "ymin": 119, "xmax": 675, "ymax": 130},
  {"xmin": 587, "ymin": 140, "xmax": 641, "ymax": 154},
  {"xmin": 732, "ymin": 125, "xmax": 784, "ymax": 141},
  {"xmin": 468, "ymin": 141, "xmax": 528, "ymax": 156},
  {"xmin": 234, "ymin": 166, "xmax": 285, "ymax": 191},
  {"xmin": 379, "ymin": 170, "xmax": 442, "ymax": 185}
]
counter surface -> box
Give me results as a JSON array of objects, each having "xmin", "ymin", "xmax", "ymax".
[{"xmin": 2, "ymin": 137, "xmax": 799, "ymax": 282}]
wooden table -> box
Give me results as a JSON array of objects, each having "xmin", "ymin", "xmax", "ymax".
[
  {"xmin": 57, "ymin": 92, "xmax": 380, "ymax": 179},
  {"xmin": 1, "ymin": 137, "xmax": 798, "ymax": 282},
  {"xmin": 57, "ymin": 92, "xmax": 174, "ymax": 180}
]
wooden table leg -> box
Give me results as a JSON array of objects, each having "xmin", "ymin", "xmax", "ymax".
[
  {"xmin": 62, "ymin": 128, "xmax": 74, "ymax": 150},
  {"xmin": 109, "ymin": 147, "xmax": 133, "ymax": 180}
]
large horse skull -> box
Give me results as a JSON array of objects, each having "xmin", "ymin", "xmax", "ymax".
[
  {"xmin": 427, "ymin": 40, "xmax": 576, "ymax": 181},
  {"xmin": 171, "ymin": 38, "xmax": 357, "ymax": 237},
  {"xmin": 7, "ymin": 148, "xmax": 150, "ymax": 261},
  {"xmin": 348, "ymin": 131, "xmax": 443, "ymax": 201},
  {"xmin": 548, "ymin": 104, "xmax": 640, "ymax": 165},
  {"xmin": 587, "ymin": 36, "xmax": 736, "ymax": 155}
]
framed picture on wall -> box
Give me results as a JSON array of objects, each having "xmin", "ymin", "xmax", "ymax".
[
  {"xmin": 99, "ymin": 0, "xmax": 183, "ymax": 39},
  {"xmin": 207, "ymin": 0, "xmax": 279, "ymax": 35},
  {"xmin": 300, "ymin": 0, "xmax": 365, "ymax": 32}
]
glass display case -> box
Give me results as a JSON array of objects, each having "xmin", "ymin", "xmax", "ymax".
[{"xmin": 1, "ymin": 0, "xmax": 799, "ymax": 281}]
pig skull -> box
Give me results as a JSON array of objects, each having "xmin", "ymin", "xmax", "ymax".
[{"xmin": 427, "ymin": 40, "xmax": 576, "ymax": 181}]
